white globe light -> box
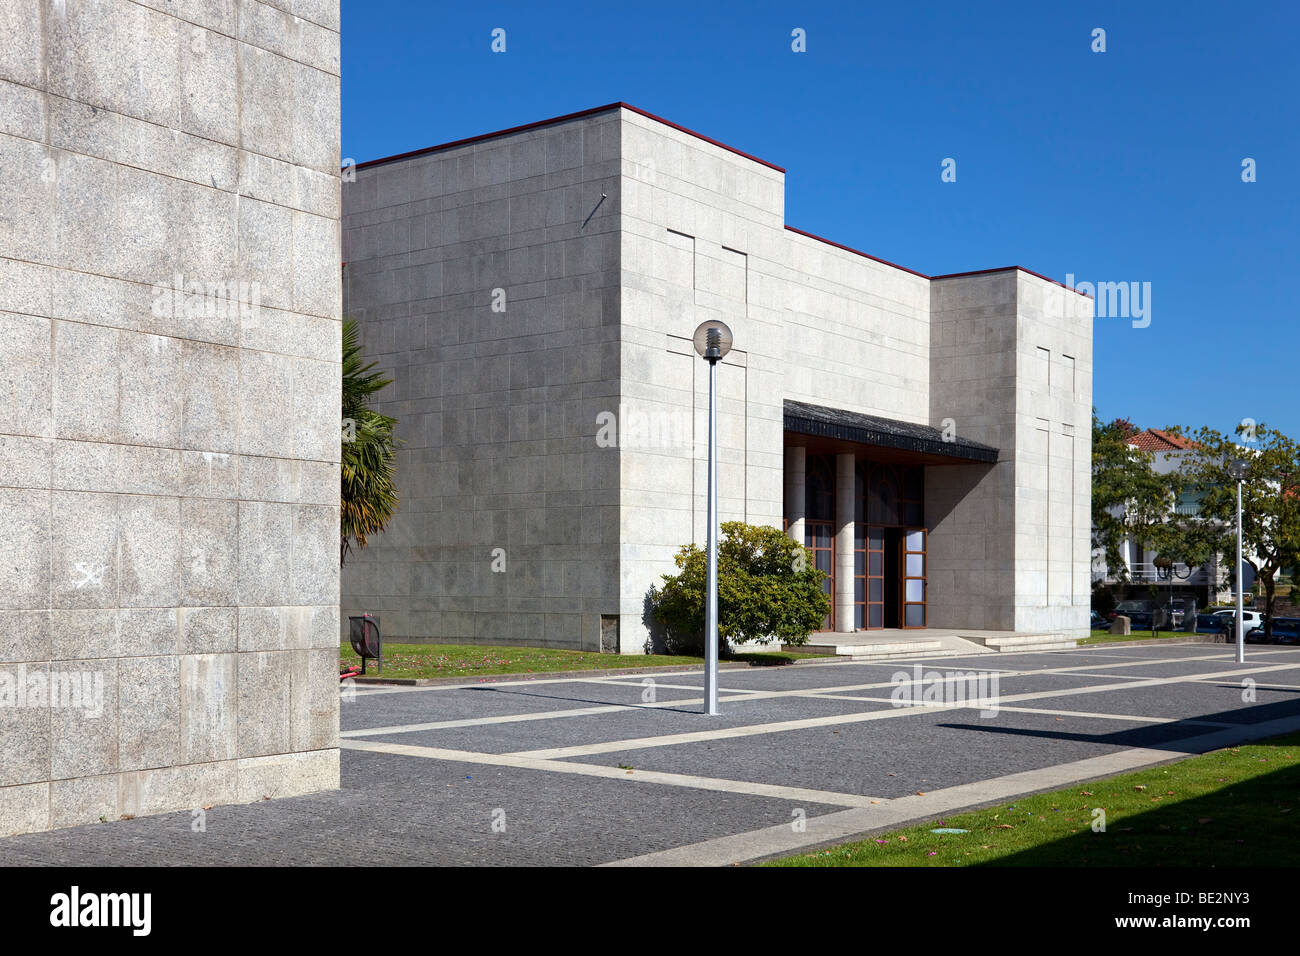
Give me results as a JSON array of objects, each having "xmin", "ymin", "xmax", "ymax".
[{"xmin": 692, "ymin": 320, "xmax": 733, "ymax": 361}]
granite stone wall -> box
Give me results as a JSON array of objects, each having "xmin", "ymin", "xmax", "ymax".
[
  {"xmin": 341, "ymin": 111, "xmax": 623, "ymax": 650},
  {"xmin": 0, "ymin": 0, "xmax": 342, "ymax": 837}
]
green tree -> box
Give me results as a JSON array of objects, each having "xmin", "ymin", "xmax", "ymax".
[
  {"xmin": 340, "ymin": 317, "xmax": 400, "ymax": 564},
  {"xmin": 1091, "ymin": 411, "xmax": 1180, "ymax": 585},
  {"xmin": 651, "ymin": 522, "xmax": 830, "ymax": 656},
  {"xmin": 1171, "ymin": 423, "xmax": 1300, "ymax": 640}
]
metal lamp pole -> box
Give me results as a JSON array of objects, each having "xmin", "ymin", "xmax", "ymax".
[
  {"xmin": 1236, "ymin": 472, "xmax": 1245, "ymax": 663},
  {"xmin": 1153, "ymin": 556, "xmax": 1171, "ymax": 635},
  {"xmin": 1229, "ymin": 458, "xmax": 1249, "ymax": 664},
  {"xmin": 693, "ymin": 320, "xmax": 733, "ymax": 717}
]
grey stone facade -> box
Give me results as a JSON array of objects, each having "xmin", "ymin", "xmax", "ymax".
[
  {"xmin": 0, "ymin": 0, "xmax": 342, "ymax": 837},
  {"xmin": 341, "ymin": 103, "xmax": 1093, "ymax": 653}
]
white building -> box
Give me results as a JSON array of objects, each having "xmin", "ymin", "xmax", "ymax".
[
  {"xmin": 341, "ymin": 103, "xmax": 1095, "ymax": 651},
  {"xmin": 1091, "ymin": 428, "xmax": 1251, "ymax": 602}
]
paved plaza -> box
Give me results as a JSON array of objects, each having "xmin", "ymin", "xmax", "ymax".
[{"xmin": 3, "ymin": 643, "xmax": 1299, "ymax": 866}]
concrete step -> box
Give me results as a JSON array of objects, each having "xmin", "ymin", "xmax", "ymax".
[
  {"xmin": 964, "ymin": 632, "xmax": 1057, "ymax": 646},
  {"xmin": 982, "ymin": 637, "xmax": 1078, "ymax": 653},
  {"xmin": 786, "ymin": 639, "xmax": 946, "ymax": 658},
  {"xmin": 845, "ymin": 648, "xmax": 975, "ymax": 661}
]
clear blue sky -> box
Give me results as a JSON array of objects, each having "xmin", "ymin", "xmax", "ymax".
[{"xmin": 342, "ymin": 0, "xmax": 1299, "ymax": 438}]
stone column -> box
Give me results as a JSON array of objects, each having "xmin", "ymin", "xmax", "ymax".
[
  {"xmin": 785, "ymin": 446, "xmax": 806, "ymax": 544},
  {"xmin": 836, "ymin": 452, "xmax": 856, "ymax": 632}
]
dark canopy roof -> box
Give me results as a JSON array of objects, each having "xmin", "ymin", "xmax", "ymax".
[{"xmin": 784, "ymin": 400, "xmax": 999, "ymax": 464}]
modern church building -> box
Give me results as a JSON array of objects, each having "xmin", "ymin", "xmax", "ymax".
[{"xmin": 341, "ymin": 103, "xmax": 1094, "ymax": 653}]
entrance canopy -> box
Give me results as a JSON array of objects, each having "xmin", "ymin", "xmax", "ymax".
[{"xmin": 784, "ymin": 399, "xmax": 999, "ymax": 465}]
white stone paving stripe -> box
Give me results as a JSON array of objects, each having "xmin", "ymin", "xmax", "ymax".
[
  {"xmin": 504, "ymin": 661, "xmax": 1300, "ymax": 759},
  {"xmin": 340, "ymin": 691, "xmax": 773, "ymax": 738},
  {"xmin": 345, "ymin": 647, "xmax": 1248, "ymax": 696},
  {"xmin": 340, "ymin": 652, "xmax": 1280, "ymax": 738},
  {"xmin": 338, "ymin": 738, "xmax": 884, "ymax": 808},
  {"xmin": 803, "ymin": 696, "xmax": 1241, "ymax": 728},
  {"xmin": 600, "ymin": 711, "xmax": 1300, "ymax": 866}
]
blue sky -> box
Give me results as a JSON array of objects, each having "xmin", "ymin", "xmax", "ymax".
[{"xmin": 343, "ymin": 0, "xmax": 1299, "ymax": 438}]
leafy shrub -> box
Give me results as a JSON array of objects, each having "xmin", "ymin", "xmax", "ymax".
[{"xmin": 650, "ymin": 521, "xmax": 830, "ymax": 656}]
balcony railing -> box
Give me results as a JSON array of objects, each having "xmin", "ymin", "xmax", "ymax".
[{"xmin": 1094, "ymin": 561, "xmax": 1214, "ymax": 585}]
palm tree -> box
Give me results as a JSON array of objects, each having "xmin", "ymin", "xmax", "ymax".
[{"xmin": 340, "ymin": 317, "xmax": 400, "ymax": 564}]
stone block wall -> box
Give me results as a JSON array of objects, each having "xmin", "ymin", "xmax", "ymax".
[
  {"xmin": 0, "ymin": 0, "xmax": 342, "ymax": 837},
  {"xmin": 927, "ymin": 270, "xmax": 1093, "ymax": 637},
  {"xmin": 341, "ymin": 111, "xmax": 623, "ymax": 649}
]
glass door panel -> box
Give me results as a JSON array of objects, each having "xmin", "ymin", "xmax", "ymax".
[
  {"xmin": 864, "ymin": 525, "xmax": 884, "ymax": 629},
  {"xmin": 807, "ymin": 520, "xmax": 834, "ymax": 631},
  {"xmin": 902, "ymin": 527, "xmax": 926, "ymax": 629}
]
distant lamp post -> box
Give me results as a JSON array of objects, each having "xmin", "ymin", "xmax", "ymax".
[
  {"xmin": 1227, "ymin": 457, "xmax": 1251, "ymax": 663},
  {"xmin": 693, "ymin": 319, "xmax": 733, "ymax": 717},
  {"xmin": 1152, "ymin": 555, "xmax": 1191, "ymax": 635}
]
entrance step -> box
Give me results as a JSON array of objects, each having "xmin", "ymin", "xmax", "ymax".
[
  {"xmin": 974, "ymin": 633, "xmax": 1078, "ymax": 653},
  {"xmin": 785, "ymin": 639, "xmax": 946, "ymax": 658},
  {"xmin": 783, "ymin": 631, "xmax": 1077, "ymax": 659}
]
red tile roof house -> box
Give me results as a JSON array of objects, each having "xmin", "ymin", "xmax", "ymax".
[{"xmin": 1092, "ymin": 429, "xmax": 1250, "ymax": 603}]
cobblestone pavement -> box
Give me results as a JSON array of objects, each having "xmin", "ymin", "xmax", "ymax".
[{"xmin": 3, "ymin": 644, "xmax": 1298, "ymax": 866}]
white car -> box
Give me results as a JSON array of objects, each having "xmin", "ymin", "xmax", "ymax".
[{"xmin": 1213, "ymin": 609, "xmax": 1266, "ymax": 630}]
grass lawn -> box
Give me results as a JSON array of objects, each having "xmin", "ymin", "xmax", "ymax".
[
  {"xmin": 339, "ymin": 641, "xmax": 826, "ymax": 679},
  {"xmin": 1079, "ymin": 630, "xmax": 1210, "ymax": 645},
  {"xmin": 767, "ymin": 733, "xmax": 1300, "ymax": 867}
]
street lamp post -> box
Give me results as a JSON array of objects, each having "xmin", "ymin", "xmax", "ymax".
[
  {"xmin": 1153, "ymin": 555, "xmax": 1191, "ymax": 634},
  {"xmin": 693, "ymin": 319, "xmax": 733, "ymax": 717},
  {"xmin": 1227, "ymin": 458, "xmax": 1250, "ymax": 663}
]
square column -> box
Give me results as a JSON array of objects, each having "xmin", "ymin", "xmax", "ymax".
[
  {"xmin": 785, "ymin": 446, "xmax": 806, "ymax": 543},
  {"xmin": 836, "ymin": 452, "xmax": 856, "ymax": 632}
]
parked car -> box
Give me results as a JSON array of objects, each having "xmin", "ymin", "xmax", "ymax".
[
  {"xmin": 1157, "ymin": 598, "xmax": 1195, "ymax": 627},
  {"xmin": 1194, "ymin": 614, "xmax": 1230, "ymax": 635},
  {"xmin": 1246, "ymin": 617, "xmax": 1300, "ymax": 645},
  {"xmin": 1109, "ymin": 599, "xmax": 1154, "ymax": 621},
  {"xmin": 1090, "ymin": 611, "xmax": 1110, "ymax": 630}
]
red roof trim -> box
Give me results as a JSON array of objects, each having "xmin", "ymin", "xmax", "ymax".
[
  {"xmin": 350, "ymin": 106, "xmax": 1087, "ymax": 297},
  {"xmin": 787, "ymin": 228, "xmax": 1093, "ymax": 296},
  {"xmin": 619, "ymin": 103, "xmax": 785, "ymax": 172},
  {"xmin": 352, "ymin": 102, "xmax": 785, "ymax": 173},
  {"xmin": 932, "ymin": 266, "xmax": 1093, "ymax": 298},
  {"xmin": 784, "ymin": 226, "xmax": 929, "ymax": 278}
]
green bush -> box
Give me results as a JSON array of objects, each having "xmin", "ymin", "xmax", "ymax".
[{"xmin": 650, "ymin": 521, "xmax": 830, "ymax": 656}]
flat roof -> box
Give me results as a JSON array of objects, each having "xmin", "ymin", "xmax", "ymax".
[
  {"xmin": 784, "ymin": 400, "xmax": 1000, "ymax": 465},
  {"xmin": 351, "ymin": 103, "xmax": 1091, "ymax": 298},
  {"xmin": 354, "ymin": 102, "xmax": 784, "ymax": 173}
]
